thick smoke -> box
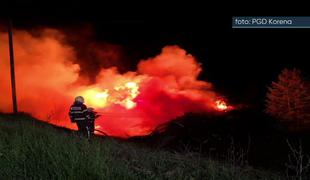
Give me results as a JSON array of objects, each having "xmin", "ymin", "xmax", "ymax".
[
  {"xmin": 0, "ymin": 28, "xmax": 224, "ymax": 138},
  {"xmin": 0, "ymin": 29, "xmax": 79, "ymax": 128}
]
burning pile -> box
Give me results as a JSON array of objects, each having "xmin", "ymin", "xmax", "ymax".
[{"xmin": 0, "ymin": 28, "xmax": 232, "ymax": 138}]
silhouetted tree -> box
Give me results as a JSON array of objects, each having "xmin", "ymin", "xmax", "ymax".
[{"xmin": 266, "ymin": 68, "xmax": 310, "ymax": 128}]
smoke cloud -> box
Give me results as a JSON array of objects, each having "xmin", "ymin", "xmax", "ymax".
[{"xmin": 0, "ymin": 28, "xmax": 226, "ymax": 138}]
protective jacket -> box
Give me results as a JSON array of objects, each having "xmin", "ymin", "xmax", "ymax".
[{"xmin": 69, "ymin": 102, "xmax": 88, "ymax": 122}]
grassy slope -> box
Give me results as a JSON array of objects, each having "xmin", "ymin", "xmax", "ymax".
[{"xmin": 0, "ymin": 113, "xmax": 282, "ymax": 179}]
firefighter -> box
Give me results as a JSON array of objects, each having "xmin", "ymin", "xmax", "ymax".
[{"xmin": 69, "ymin": 96, "xmax": 94, "ymax": 136}]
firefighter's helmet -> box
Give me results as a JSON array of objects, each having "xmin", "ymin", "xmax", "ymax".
[{"xmin": 75, "ymin": 96, "xmax": 84, "ymax": 103}]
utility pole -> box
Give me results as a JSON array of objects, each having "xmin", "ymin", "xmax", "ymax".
[{"xmin": 8, "ymin": 18, "xmax": 18, "ymax": 114}]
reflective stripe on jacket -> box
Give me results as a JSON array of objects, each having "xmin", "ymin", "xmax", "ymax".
[{"xmin": 69, "ymin": 102, "xmax": 87, "ymax": 122}]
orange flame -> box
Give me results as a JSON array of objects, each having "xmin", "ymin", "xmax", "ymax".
[
  {"xmin": 81, "ymin": 88, "xmax": 109, "ymax": 108},
  {"xmin": 216, "ymin": 100, "xmax": 227, "ymax": 111},
  {"xmin": 79, "ymin": 81, "xmax": 140, "ymax": 110},
  {"xmin": 215, "ymin": 99, "xmax": 233, "ymax": 112}
]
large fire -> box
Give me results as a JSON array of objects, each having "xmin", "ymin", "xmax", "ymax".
[{"xmin": 0, "ymin": 28, "xmax": 233, "ymax": 138}]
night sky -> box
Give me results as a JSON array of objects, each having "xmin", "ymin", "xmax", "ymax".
[{"xmin": 1, "ymin": 4, "xmax": 309, "ymax": 108}]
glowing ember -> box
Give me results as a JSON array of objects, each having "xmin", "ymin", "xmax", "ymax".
[{"xmin": 215, "ymin": 100, "xmax": 228, "ymax": 111}]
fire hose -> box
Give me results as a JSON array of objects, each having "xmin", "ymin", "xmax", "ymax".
[{"xmin": 94, "ymin": 129, "xmax": 108, "ymax": 136}]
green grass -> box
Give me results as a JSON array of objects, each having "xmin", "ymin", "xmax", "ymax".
[{"xmin": 0, "ymin": 113, "xmax": 282, "ymax": 179}]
